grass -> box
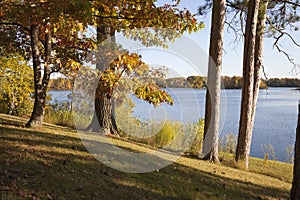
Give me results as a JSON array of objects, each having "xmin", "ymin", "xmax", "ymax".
[
  {"xmin": 220, "ymin": 153, "xmax": 293, "ymax": 183},
  {"xmin": 0, "ymin": 113, "xmax": 293, "ymax": 200}
]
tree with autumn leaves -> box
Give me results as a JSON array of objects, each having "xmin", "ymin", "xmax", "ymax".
[
  {"xmin": 0, "ymin": 0, "xmax": 93, "ymax": 127},
  {"xmin": 87, "ymin": 0, "xmax": 202, "ymax": 134},
  {"xmin": 0, "ymin": 0, "xmax": 202, "ymax": 131}
]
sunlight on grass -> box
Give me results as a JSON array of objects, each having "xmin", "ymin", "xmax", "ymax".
[{"xmin": 0, "ymin": 113, "xmax": 292, "ymax": 199}]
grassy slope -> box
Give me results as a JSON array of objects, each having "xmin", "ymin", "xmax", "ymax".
[{"xmin": 0, "ymin": 113, "xmax": 293, "ymax": 200}]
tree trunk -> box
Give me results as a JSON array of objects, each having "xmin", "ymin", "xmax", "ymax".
[
  {"xmin": 290, "ymin": 102, "xmax": 300, "ymax": 199},
  {"xmin": 250, "ymin": 0, "xmax": 268, "ymax": 139},
  {"xmin": 26, "ymin": 23, "xmax": 51, "ymax": 128},
  {"xmin": 94, "ymin": 90, "xmax": 118, "ymax": 135},
  {"xmin": 201, "ymin": 0, "xmax": 226, "ymax": 163},
  {"xmin": 86, "ymin": 23, "xmax": 119, "ymax": 135},
  {"xmin": 8, "ymin": 90, "xmax": 15, "ymax": 115},
  {"xmin": 26, "ymin": 24, "xmax": 44, "ymax": 127},
  {"xmin": 235, "ymin": 0, "xmax": 260, "ymax": 170}
]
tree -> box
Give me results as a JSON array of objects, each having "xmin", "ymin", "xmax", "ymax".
[
  {"xmin": 187, "ymin": 76, "xmax": 205, "ymax": 88},
  {"xmin": 86, "ymin": 0, "xmax": 203, "ymax": 134},
  {"xmin": 249, "ymin": 0, "xmax": 269, "ymax": 152},
  {"xmin": 235, "ymin": 0, "xmax": 261, "ymax": 169},
  {"xmin": 0, "ymin": 54, "xmax": 33, "ymax": 116},
  {"xmin": 290, "ymin": 102, "xmax": 300, "ymax": 199},
  {"xmin": 198, "ymin": 0, "xmax": 299, "ymax": 168},
  {"xmin": 1, "ymin": 0, "xmax": 202, "ymax": 130},
  {"xmin": 199, "ymin": 0, "xmax": 243, "ymax": 163},
  {"xmin": 0, "ymin": 0, "xmax": 93, "ymax": 127},
  {"xmin": 201, "ymin": 0, "xmax": 226, "ymax": 163}
]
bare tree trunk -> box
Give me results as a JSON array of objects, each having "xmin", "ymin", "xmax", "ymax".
[
  {"xmin": 8, "ymin": 90, "xmax": 15, "ymax": 115},
  {"xmin": 290, "ymin": 101, "xmax": 300, "ymax": 199},
  {"xmin": 201, "ymin": 0, "xmax": 226, "ymax": 163},
  {"xmin": 250, "ymin": 0, "xmax": 268, "ymax": 139},
  {"xmin": 235, "ymin": 0, "xmax": 260, "ymax": 170},
  {"xmin": 26, "ymin": 22, "xmax": 51, "ymax": 128},
  {"xmin": 26, "ymin": 24, "xmax": 44, "ymax": 127}
]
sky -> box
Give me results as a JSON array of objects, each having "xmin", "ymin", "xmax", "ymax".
[
  {"xmin": 145, "ymin": 0, "xmax": 300, "ymax": 78},
  {"xmin": 57, "ymin": 0, "xmax": 300, "ymax": 79}
]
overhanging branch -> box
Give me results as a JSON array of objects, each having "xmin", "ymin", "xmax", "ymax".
[
  {"xmin": 0, "ymin": 22, "xmax": 30, "ymax": 32},
  {"xmin": 266, "ymin": 17, "xmax": 300, "ymax": 67}
]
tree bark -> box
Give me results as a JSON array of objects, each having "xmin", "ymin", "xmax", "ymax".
[
  {"xmin": 94, "ymin": 90, "xmax": 118, "ymax": 134},
  {"xmin": 26, "ymin": 22, "xmax": 51, "ymax": 128},
  {"xmin": 26, "ymin": 24, "xmax": 44, "ymax": 127},
  {"xmin": 250, "ymin": 0, "xmax": 268, "ymax": 139},
  {"xmin": 86, "ymin": 22, "xmax": 119, "ymax": 135},
  {"xmin": 290, "ymin": 101, "xmax": 300, "ymax": 199},
  {"xmin": 235, "ymin": 0, "xmax": 260, "ymax": 169},
  {"xmin": 201, "ymin": 0, "xmax": 226, "ymax": 163}
]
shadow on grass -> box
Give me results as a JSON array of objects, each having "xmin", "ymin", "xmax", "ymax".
[{"xmin": 0, "ymin": 115, "xmax": 289, "ymax": 200}]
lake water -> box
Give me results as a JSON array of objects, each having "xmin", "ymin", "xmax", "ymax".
[{"xmin": 49, "ymin": 87, "xmax": 300, "ymax": 162}]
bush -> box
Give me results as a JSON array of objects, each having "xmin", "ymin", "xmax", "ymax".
[
  {"xmin": 219, "ymin": 133, "xmax": 237, "ymax": 154},
  {"xmin": 185, "ymin": 119, "xmax": 204, "ymax": 156},
  {"xmin": 0, "ymin": 54, "xmax": 34, "ymax": 116},
  {"xmin": 44, "ymin": 100, "xmax": 75, "ymax": 128},
  {"xmin": 154, "ymin": 121, "xmax": 177, "ymax": 148},
  {"xmin": 117, "ymin": 103, "xmax": 204, "ymax": 155}
]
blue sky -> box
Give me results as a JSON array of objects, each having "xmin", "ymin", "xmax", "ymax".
[
  {"xmin": 76, "ymin": 0, "xmax": 300, "ymax": 79},
  {"xmin": 151, "ymin": 0, "xmax": 300, "ymax": 78}
]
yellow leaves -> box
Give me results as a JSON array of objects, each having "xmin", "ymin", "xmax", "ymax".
[
  {"xmin": 109, "ymin": 52, "xmax": 144, "ymax": 73},
  {"xmin": 77, "ymin": 22, "xmax": 84, "ymax": 32},
  {"xmin": 134, "ymin": 85, "xmax": 173, "ymax": 106},
  {"xmin": 99, "ymin": 70, "xmax": 119, "ymax": 93},
  {"xmin": 65, "ymin": 59, "xmax": 81, "ymax": 71},
  {"xmin": 0, "ymin": 54, "xmax": 33, "ymax": 115}
]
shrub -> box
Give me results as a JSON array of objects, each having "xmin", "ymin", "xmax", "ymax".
[
  {"xmin": 44, "ymin": 100, "xmax": 75, "ymax": 128},
  {"xmin": 154, "ymin": 121, "xmax": 177, "ymax": 148},
  {"xmin": 284, "ymin": 144, "xmax": 294, "ymax": 163},
  {"xmin": 0, "ymin": 54, "xmax": 34, "ymax": 116},
  {"xmin": 261, "ymin": 144, "xmax": 276, "ymax": 162},
  {"xmin": 185, "ymin": 119, "xmax": 204, "ymax": 156},
  {"xmin": 219, "ymin": 133, "xmax": 237, "ymax": 154}
]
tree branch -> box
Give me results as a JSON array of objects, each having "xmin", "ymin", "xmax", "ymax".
[
  {"xmin": 0, "ymin": 22, "xmax": 30, "ymax": 32},
  {"xmin": 0, "ymin": 21, "xmax": 46, "ymax": 47},
  {"xmin": 266, "ymin": 17, "xmax": 300, "ymax": 68},
  {"xmin": 277, "ymin": 0, "xmax": 300, "ymax": 7},
  {"xmin": 273, "ymin": 33, "xmax": 296, "ymax": 66},
  {"xmin": 94, "ymin": 14, "xmax": 150, "ymax": 21}
]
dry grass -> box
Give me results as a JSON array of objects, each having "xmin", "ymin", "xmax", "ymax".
[{"xmin": 0, "ymin": 113, "xmax": 292, "ymax": 199}]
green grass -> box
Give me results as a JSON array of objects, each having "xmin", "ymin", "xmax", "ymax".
[{"xmin": 0, "ymin": 113, "xmax": 293, "ymax": 199}]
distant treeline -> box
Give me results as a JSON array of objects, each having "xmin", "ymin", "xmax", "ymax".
[
  {"xmin": 49, "ymin": 76, "xmax": 299, "ymax": 91},
  {"xmin": 222, "ymin": 77, "xmax": 299, "ymax": 89},
  {"xmin": 157, "ymin": 76, "xmax": 299, "ymax": 89},
  {"xmin": 266, "ymin": 78, "xmax": 300, "ymax": 87}
]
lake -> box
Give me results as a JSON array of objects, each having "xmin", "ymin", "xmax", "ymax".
[{"xmin": 49, "ymin": 87, "xmax": 300, "ymax": 162}]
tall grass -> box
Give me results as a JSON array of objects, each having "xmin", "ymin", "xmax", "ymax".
[{"xmin": 44, "ymin": 100, "xmax": 75, "ymax": 128}]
